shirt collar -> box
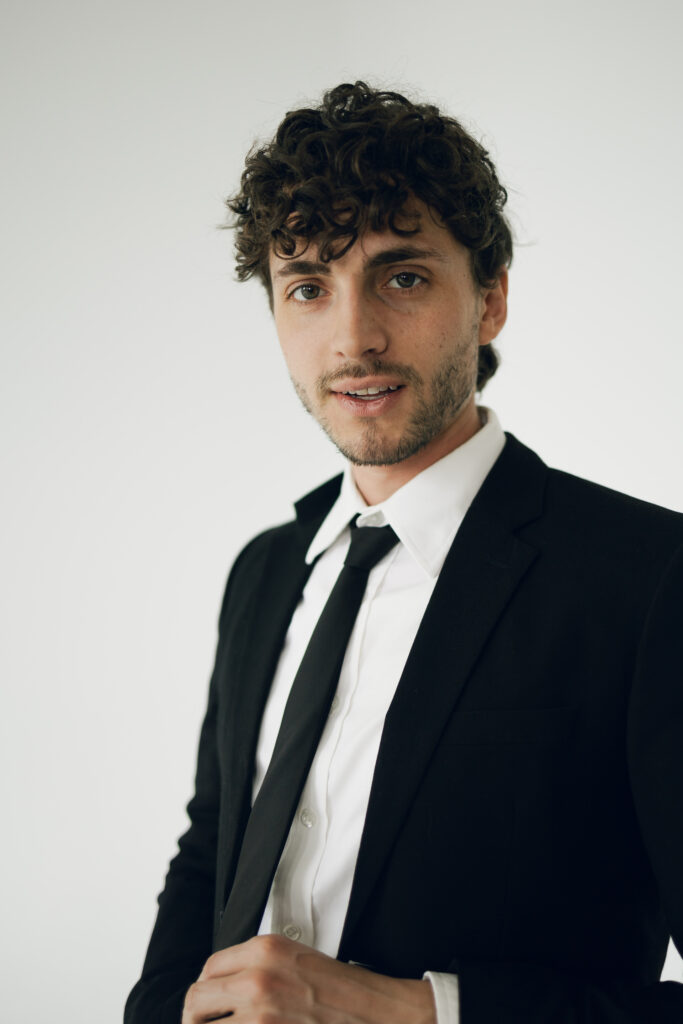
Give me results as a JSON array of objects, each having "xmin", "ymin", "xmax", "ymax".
[{"xmin": 305, "ymin": 407, "xmax": 506, "ymax": 577}]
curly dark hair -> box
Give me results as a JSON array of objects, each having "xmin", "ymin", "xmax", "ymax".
[{"xmin": 227, "ymin": 81, "xmax": 513, "ymax": 390}]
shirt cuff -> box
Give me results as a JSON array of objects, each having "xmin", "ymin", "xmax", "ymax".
[{"xmin": 423, "ymin": 971, "xmax": 460, "ymax": 1024}]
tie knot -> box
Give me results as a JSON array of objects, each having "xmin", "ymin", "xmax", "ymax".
[{"xmin": 344, "ymin": 520, "xmax": 399, "ymax": 572}]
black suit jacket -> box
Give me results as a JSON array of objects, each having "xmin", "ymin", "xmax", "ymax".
[{"xmin": 125, "ymin": 435, "xmax": 683, "ymax": 1023}]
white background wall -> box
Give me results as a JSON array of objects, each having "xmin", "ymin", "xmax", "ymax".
[{"xmin": 2, "ymin": 0, "xmax": 682, "ymax": 1018}]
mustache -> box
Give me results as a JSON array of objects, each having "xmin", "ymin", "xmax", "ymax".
[{"xmin": 318, "ymin": 361, "xmax": 424, "ymax": 390}]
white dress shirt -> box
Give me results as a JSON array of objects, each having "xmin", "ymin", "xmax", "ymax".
[{"xmin": 254, "ymin": 408, "xmax": 506, "ymax": 1024}]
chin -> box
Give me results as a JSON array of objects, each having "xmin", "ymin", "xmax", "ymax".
[{"xmin": 329, "ymin": 429, "xmax": 431, "ymax": 467}]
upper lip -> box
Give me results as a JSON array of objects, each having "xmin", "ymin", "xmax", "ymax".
[{"xmin": 330, "ymin": 378, "xmax": 405, "ymax": 393}]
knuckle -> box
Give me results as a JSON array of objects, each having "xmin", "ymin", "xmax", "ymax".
[
  {"xmin": 248, "ymin": 966, "xmax": 274, "ymax": 997},
  {"xmin": 182, "ymin": 982, "xmax": 200, "ymax": 1017},
  {"xmin": 202, "ymin": 950, "xmax": 222, "ymax": 978},
  {"xmin": 253, "ymin": 933, "xmax": 285, "ymax": 959}
]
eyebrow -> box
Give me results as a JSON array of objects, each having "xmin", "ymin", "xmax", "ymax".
[{"xmin": 272, "ymin": 245, "xmax": 449, "ymax": 280}]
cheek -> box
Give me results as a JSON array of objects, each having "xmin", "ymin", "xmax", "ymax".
[
  {"xmin": 411, "ymin": 309, "xmax": 452, "ymax": 351},
  {"xmin": 278, "ymin": 338, "xmax": 319, "ymax": 390}
]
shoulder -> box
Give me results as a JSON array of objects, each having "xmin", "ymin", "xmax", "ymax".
[
  {"xmin": 216, "ymin": 521, "xmax": 296, "ymax": 627},
  {"xmin": 501, "ymin": 436, "xmax": 683, "ymax": 595},
  {"xmin": 503, "ymin": 433, "xmax": 682, "ymax": 535},
  {"xmin": 216, "ymin": 472, "xmax": 344, "ymax": 626},
  {"xmin": 492, "ymin": 435, "xmax": 683, "ymax": 626},
  {"xmin": 543, "ymin": 463, "xmax": 683, "ymax": 551}
]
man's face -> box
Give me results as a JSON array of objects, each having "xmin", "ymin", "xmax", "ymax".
[{"xmin": 269, "ymin": 202, "xmax": 507, "ymax": 469}]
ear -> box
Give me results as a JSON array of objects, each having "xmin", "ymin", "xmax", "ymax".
[{"xmin": 478, "ymin": 269, "xmax": 508, "ymax": 346}]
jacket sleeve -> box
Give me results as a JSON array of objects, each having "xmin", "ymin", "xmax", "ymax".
[
  {"xmin": 455, "ymin": 545, "xmax": 683, "ymax": 1024},
  {"xmin": 124, "ymin": 539, "xmax": 260, "ymax": 1024}
]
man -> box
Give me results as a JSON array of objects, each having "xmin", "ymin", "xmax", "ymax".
[{"xmin": 125, "ymin": 82, "xmax": 683, "ymax": 1023}]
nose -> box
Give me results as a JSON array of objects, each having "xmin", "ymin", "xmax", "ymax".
[{"xmin": 332, "ymin": 288, "xmax": 389, "ymax": 360}]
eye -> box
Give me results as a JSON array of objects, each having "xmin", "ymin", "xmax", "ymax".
[
  {"xmin": 289, "ymin": 283, "xmax": 323, "ymax": 302},
  {"xmin": 386, "ymin": 271, "xmax": 425, "ymax": 290}
]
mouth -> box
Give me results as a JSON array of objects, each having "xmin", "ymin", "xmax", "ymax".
[
  {"xmin": 339, "ymin": 384, "xmax": 404, "ymax": 400},
  {"xmin": 330, "ymin": 382, "xmax": 406, "ymax": 418}
]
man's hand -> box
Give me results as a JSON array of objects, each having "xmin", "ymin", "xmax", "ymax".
[{"xmin": 182, "ymin": 934, "xmax": 437, "ymax": 1024}]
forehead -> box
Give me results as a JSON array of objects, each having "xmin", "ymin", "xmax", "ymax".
[{"xmin": 268, "ymin": 205, "xmax": 468, "ymax": 280}]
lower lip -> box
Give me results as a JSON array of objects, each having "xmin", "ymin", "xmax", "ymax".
[{"xmin": 332, "ymin": 389, "xmax": 405, "ymax": 417}]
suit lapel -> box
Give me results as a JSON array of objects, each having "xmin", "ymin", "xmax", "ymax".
[
  {"xmin": 216, "ymin": 476, "xmax": 343, "ymax": 920},
  {"xmin": 339, "ymin": 436, "xmax": 547, "ymax": 953}
]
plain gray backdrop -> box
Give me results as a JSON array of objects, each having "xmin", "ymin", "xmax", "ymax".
[{"xmin": 2, "ymin": 0, "xmax": 682, "ymax": 1018}]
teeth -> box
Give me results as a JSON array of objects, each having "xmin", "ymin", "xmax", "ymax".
[{"xmin": 345, "ymin": 385, "xmax": 399, "ymax": 396}]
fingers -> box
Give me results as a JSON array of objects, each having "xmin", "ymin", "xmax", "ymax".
[
  {"xmin": 186, "ymin": 935, "xmax": 331, "ymax": 1024},
  {"xmin": 182, "ymin": 976, "xmax": 234, "ymax": 1022},
  {"xmin": 188, "ymin": 939, "xmax": 299, "ymax": 1024},
  {"xmin": 200, "ymin": 934, "xmax": 307, "ymax": 981}
]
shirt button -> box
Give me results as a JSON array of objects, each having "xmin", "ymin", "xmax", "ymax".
[
  {"xmin": 299, "ymin": 807, "xmax": 316, "ymax": 829},
  {"xmin": 283, "ymin": 923, "xmax": 302, "ymax": 941},
  {"xmin": 330, "ymin": 695, "xmax": 340, "ymax": 715}
]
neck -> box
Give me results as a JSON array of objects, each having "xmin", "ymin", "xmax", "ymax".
[{"xmin": 350, "ymin": 398, "xmax": 483, "ymax": 506}]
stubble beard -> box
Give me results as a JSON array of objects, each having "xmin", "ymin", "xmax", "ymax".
[{"xmin": 291, "ymin": 327, "xmax": 480, "ymax": 467}]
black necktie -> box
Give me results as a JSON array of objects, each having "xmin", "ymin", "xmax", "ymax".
[{"xmin": 216, "ymin": 519, "xmax": 399, "ymax": 950}]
